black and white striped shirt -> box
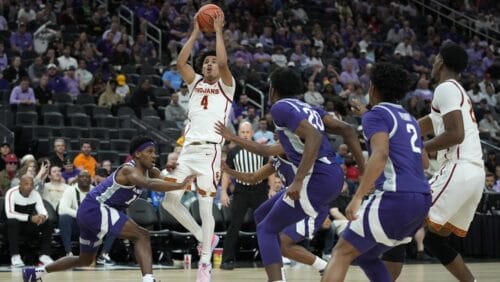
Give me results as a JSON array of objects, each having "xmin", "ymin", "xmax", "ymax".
[{"xmin": 226, "ymin": 146, "xmax": 266, "ymax": 186}]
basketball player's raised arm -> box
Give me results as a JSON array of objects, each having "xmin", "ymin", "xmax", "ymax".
[
  {"xmin": 215, "ymin": 121, "xmax": 284, "ymax": 156},
  {"xmin": 176, "ymin": 15, "xmax": 200, "ymax": 84},
  {"xmin": 120, "ymin": 166, "xmax": 195, "ymax": 192},
  {"xmin": 213, "ymin": 12, "xmax": 233, "ymax": 86},
  {"xmin": 222, "ymin": 161, "xmax": 276, "ymax": 184},
  {"xmin": 323, "ymin": 115, "xmax": 365, "ymax": 174}
]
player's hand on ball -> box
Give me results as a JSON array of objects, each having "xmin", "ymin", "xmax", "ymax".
[
  {"xmin": 193, "ymin": 13, "xmax": 200, "ymax": 34},
  {"xmin": 286, "ymin": 181, "xmax": 302, "ymax": 201},
  {"xmin": 182, "ymin": 175, "xmax": 196, "ymax": 190},
  {"xmin": 213, "ymin": 11, "xmax": 224, "ymax": 32},
  {"xmin": 345, "ymin": 197, "xmax": 363, "ymax": 220},
  {"xmin": 215, "ymin": 121, "xmax": 233, "ymax": 141}
]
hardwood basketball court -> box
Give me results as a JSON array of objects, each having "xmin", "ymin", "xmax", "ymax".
[{"xmin": 2, "ymin": 262, "xmax": 499, "ymax": 281}]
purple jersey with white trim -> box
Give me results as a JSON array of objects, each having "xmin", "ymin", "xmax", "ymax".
[
  {"xmin": 271, "ymin": 98, "xmax": 336, "ymax": 167},
  {"xmin": 270, "ymin": 156, "xmax": 296, "ymax": 187},
  {"xmin": 362, "ymin": 103, "xmax": 429, "ymax": 193},
  {"xmin": 86, "ymin": 160, "xmax": 143, "ymax": 210}
]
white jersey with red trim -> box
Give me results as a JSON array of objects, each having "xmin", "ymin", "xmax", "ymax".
[
  {"xmin": 429, "ymin": 79, "xmax": 483, "ymax": 165},
  {"xmin": 184, "ymin": 74, "xmax": 235, "ymax": 144}
]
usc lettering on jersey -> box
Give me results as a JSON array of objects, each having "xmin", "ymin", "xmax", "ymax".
[
  {"xmin": 429, "ymin": 79, "xmax": 483, "ymax": 165},
  {"xmin": 184, "ymin": 74, "xmax": 235, "ymax": 144}
]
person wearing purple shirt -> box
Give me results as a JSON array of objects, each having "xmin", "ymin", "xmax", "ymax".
[
  {"xmin": 215, "ymin": 67, "xmax": 365, "ymax": 282},
  {"xmin": 23, "ymin": 136, "xmax": 195, "ymax": 282},
  {"xmin": 339, "ymin": 62, "xmax": 360, "ymax": 85},
  {"xmin": 47, "ymin": 64, "xmax": 68, "ymax": 95},
  {"xmin": 323, "ymin": 63, "xmax": 430, "ymax": 281},
  {"xmin": 9, "ymin": 23, "xmax": 33, "ymax": 54},
  {"xmin": 9, "ymin": 77, "xmax": 35, "ymax": 105},
  {"xmin": 63, "ymin": 66, "xmax": 81, "ymax": 100},
  {"xmin": 0, "ymin": 43, "xmax": 8, "ymax": 72},
  {"xmin": 340, "ymin": 50, "xmax": 359, "ymax": 73},
  {"xmin": 136, "ymin": 0, "xmax": 160, "ymax": 24}
]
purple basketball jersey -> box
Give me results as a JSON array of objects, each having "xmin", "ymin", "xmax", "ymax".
[
  {"xmin": 86, "ymin": 160, "xmax": 144, "ymax": 210},
  {"xmin": 271, "ymin": 98, "xmax": 336, "ymax": 167},
  {"xmin": 270, "ymin": 156, "xmax": 296, "ymax": 187},
  {"xmin": 362, "ymin": 103, "xmax": 430, "ymax": 194}
]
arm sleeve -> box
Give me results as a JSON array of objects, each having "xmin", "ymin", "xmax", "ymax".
[
  {"xmin": 362, "ymin": 108, "xmax": 393, "ymax": 141},
  {"xmin": 432, "ymin": 82, "xmax": 463, "ymax": 116},
  {"xmin": 34, "ymin": 191, "xmax": 48, "ymax": 217},
  {"xmin": 58, "ymin": 187, "xmax": 77, "ymax": 218},
  {"xmin": 271, "ymin": 101, "xmax": 305, "ymax": 132},
  {"xmin": 5, "ymin": 189, "xmax": 29, "ymax": 221}
]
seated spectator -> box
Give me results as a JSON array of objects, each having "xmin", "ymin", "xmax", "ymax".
[
  {"xmin": 304, "ymin": 81, "xmax": 325, "ymax": 107},
  {"xmin": 41, "ymin": 165, "xmax": 71, "ymax": 210},
  {"xmin": 164, "ymin": 93, "xmax": 187, "ymax": 129},
  {"xmin": 94, "ymin": 167, "xmax": 109, "ymax": 186},
  {"xmin": 243, "ymin": 106, "xmax": 259, "ymax": 131},
  {"xmin": 0, "ymin": 154, "xmax": 19, "ymax": 195},
  {"xmin": 102, "ymin": 21, "xmax": 122, "ymax": 45},
  {"xmin": 110, "ymin": 43, "xmax": 130, "ymax": 66},
  {"xmin": 467, "ymin": 83, "xmax": 487, "ymax": 104},
  {"xmin": 253, "ymin": 118, "xmax": 275, "ymax": 145},
  {"xmin": 11, "ymin": 156, "xmax": 49, "ymax": 190},
  {"xmin": 27, "ymin": 56, "xmax": 46, "ymax": 83},
  {"xmin": 97, "ymin": 31, "xmax": 116, "ymax": 59},
  {"xmin": 394, "ymin": 37, "xmax": 413, "ymax": 57},
  {"xmin": 289, "ymin": 44, "xmax": 310, "ymax": 69},
  {"xmin": 57, "ymin": 45, "xmax": 78, "ymax": 71},
  {"xmin": 63, "ymin": 66, "xmax": 83, "ymax": 100},
  {"xmin": 75, "ymin": 59, "xmax": 93, "ymax": 90},
  {"xmin": 484, "ymin": 172, "xmax": 498, "ymax": 193},
  {"xmin": 339, "ymin": 62, "xmax": 360, "ymax": 85},
  {"xmin": 49, "ymin": 138, "xmax": 66, "ymax": 169},
  {"xmin": 5, "ymin": 175, "xmax": 53, "ymax": 267},
  {"xmin": 115, "ymin": 74, "xmax": 131, "ymax": 101},
  {"xmin": 0, "ymin": 141, "xmax": 11, "ymax": 171},
  {"xmin": 412, "ymin": 76, "xmax": 433, "ymax": 101},
  {"xmin": 101, "ymin": 160, "xmax": 113, "ymax": 174},
  {"xmin": 162, "ymin": 60, "xmax": 183, "ymax": 92},
  {"xmin": 137, "ymin": 0, "xmax": 160, "ymax": 24},
  {"xmin": 479, "ymin": 110, "xmax": 500, "ymax": 143},
  {"xmin": 485, "ymin": 151, "xmax": 499, "ymax": 174},
  {"xmin": 3, "ymin": 56, "xmax": 28, "ymax": 86},
  {"xmin": 98, "ymin": 80, "xmax": 123, "ymax": 108},
  {"xmin": 130, "ymin": 78, "xmax": 156, "ymax": 117},
  {"xmin": 17, "ymin": 2, "xmax": 37, "ymax": 24},
  {"xmin": 136, "ymin": 33, "xmax": 157, "ymax": 59},
  {"xmin": 9, "ymin": 22, "xmax": 33, "ymax": 54},
  {"xmin": 340, "ymin": 50, "xmax": 359, "ymax": 73},
  {"xmin": 9, "ymin": 77, "xmax": 36, "ymax": 106},
  {"xmin": 59, "ymin": 5, "xmax": 79, "ymax": 26},
  {"xmin": 73, "ymin": 142, "xmax": 97, "ymax": 179},
  {"xmin": 253, "ymin": 43, "xmax": 272, "ymax": 71},
  {"xmin": 47, "ymin": 64, "xmax": 68, "ymax": 95},
  {"xmin": 0, "ymin": 42, "xmax": 7, "ymax": 72},
  {"xmin": 271, "ymin": 45, "xmax": 287, "ymax": 68},
  {"xmin": 62, "ymin": 157, "xmax": 80, "ymax": 185}
]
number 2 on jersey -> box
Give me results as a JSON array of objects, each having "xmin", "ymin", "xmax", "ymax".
[
  {"xmin": 201, "ymin": 95, "xmax": 208, "ymax": 110},
  {"xmin": 406, "ymin": 123, "xmax": 422, "ymax": 154}
]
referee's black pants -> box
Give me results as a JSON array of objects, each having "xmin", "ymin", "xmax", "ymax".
[{"xmin": 222, "ymin": 185, "xmax": 268, "ymax": 263}]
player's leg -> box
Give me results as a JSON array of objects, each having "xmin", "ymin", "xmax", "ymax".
[
  {"xmin": 257, "ymin": 192, "xmax": 309, "ymax": 281},
  {"xmin": 355, "ymin": 244, "xmax": 392, "ymax": 282},
  {"xmin": 120, "ymin": 219, "xmax": 155, "ymax": 279},
  {"xmin": 382, "ymin": 244, "xmax": 406, "ymax": 281},
  {"xmin": 161, "ymin": 151, "xmax": 203, "ymax": 241},
  {"xmin": 321, "ymin": 237, "xmax": 361, "ymax": 282},
  {"xmin": 254, "ymin": 189, "xmax": 285, "ymax": 224}
]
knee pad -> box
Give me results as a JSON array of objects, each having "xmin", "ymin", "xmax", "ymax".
[
  {"xmin": 381, "ymin": 244, "xmax": 406, "ymax": 263},
  {"xmin": 423, "ymin": 232, "xmax": 458, "ymax": 265}
]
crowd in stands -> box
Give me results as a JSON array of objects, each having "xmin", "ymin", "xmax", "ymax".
[{"xmin": 0, "ymin": 0, "xmax": 499, "ymax": 267}]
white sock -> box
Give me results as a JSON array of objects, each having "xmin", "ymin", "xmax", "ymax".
[
  {"xmin": 142, "ymin": 274, "xmax": 155, "ymax": 282},
  {"xmin": 199, "ymin": 196, "xmax": 215, "ymax": 264},
  {"xmin": 311, "ymin": 256, "xmax": 327, "ymax": 270},
  {"xmin": 162, "ymin": 190, "xmax": 203, "ymax": 241},
  {"xmin": 35, "ymin": 266, "xmax": 47, "ymax": 279},
  {"xmin": 281, "ymin": 266, "xmax": 287, "ymax": 282}
]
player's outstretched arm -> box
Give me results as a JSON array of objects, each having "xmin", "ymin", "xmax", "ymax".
[
  {"xmin": 213, "ymin": 11, "xmax": 232, "ymax": 86},
  {"xmin": 215, "ymin": 121, "xmax": 284, "ymax": 156},
  {"xmin": 176, "ymin": 14, "xmax": 200, "ymax": 84},
  {"xmin": 222, "ymin": 161, "xmax": 276, "ymax": 184},
  {"xmin": 346, "ymin": 132, "xmax": 389, "ymax": 220},
  {"xmin": 323, "ymin": 115, "xmax": 365, "ymax": 174},
  {"xmin": 119, "ymin": 166, "xmax": 195, "ymax": 192},
  {"xmin": 423, "ymin": 110, "xmax": 464, "ymax": 153}
]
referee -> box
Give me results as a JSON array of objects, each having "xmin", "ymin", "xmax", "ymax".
[{"xmin": 220, "ymin": 122, "xmax": 269, "ymax": 270}]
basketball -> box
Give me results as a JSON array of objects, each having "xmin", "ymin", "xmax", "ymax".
[{"xmin": 197, "ymin": 4, "xmax": 223, "ymax": 33}]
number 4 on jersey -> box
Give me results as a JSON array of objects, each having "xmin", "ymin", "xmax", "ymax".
[{"xmin": 201, "ymin": 95, "xmax": 208, "ymax": 110}]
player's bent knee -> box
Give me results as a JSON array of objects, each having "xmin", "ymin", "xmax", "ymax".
[{"xmin": 424, "ymin": 231, "xmax": 457, "ymax": 265}]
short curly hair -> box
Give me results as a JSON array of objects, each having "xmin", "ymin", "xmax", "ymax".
[
  {"xmin": 129, "ymin": 135, "xmax": 155, "ymax": 155},
  {"xmin": 195, "ymin": 50, "xmax": 217, "ymax": 73},
  {"xmin": 439, "ymin": 41, "xmax": 468, "ymax": 74},
  {"xmin": 269, "ymin": 67, "xmax": 303, "ymax": 99},
  {"xmin": 370, "ymin": 63, "xmax": 409, "ymax": 103}
]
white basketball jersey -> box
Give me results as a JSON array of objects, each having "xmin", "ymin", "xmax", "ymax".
[
  {"xmin": 429, "ymin": 79, "xmax": 483, "ymax": 165},
  {"xmin": 184, "ymin": 74, "xmax": 235, "ymax": 144}
]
